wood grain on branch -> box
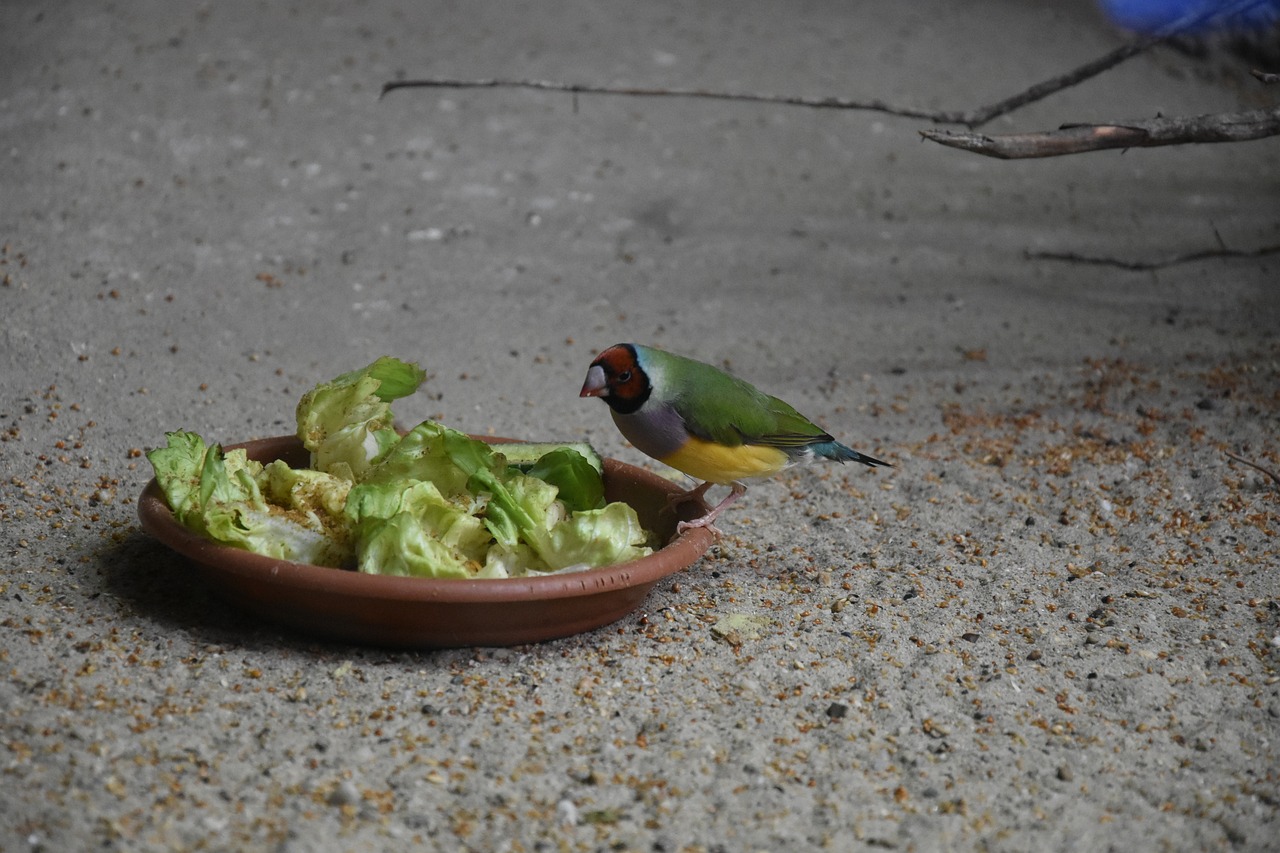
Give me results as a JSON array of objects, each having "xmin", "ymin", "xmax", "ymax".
[
  {"xmin": 381, "ymin": 77, "xmax": 946, "ymax": 121},
  {"xmin": 919, "ymin": 107, "xmax": 1280, "ymax": 158}
]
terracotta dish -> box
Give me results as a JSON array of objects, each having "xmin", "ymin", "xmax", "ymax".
[{"xmin": 137, "ymin": 434, "xmax": 714, "ymax": 648}]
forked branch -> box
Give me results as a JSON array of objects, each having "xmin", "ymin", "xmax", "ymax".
[{"xmin": 919, "ymin": 107, "xmax": 1280, "ymax": 159}]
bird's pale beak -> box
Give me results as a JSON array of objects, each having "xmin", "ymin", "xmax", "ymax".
[{"xmin": 579, "ymin": 364, "xmax": 608, "ymax": 397}]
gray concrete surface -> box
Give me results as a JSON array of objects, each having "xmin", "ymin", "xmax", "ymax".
[{"xmin": 3, "ymin": 1, "xmax": 1278, "ymax": 850}]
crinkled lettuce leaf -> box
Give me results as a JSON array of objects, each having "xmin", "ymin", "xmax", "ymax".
[
  {"xmin": 350, "ymin": 422, "xmax": 535, "ymax": 576},
  {"xmin": 296, "ymin": 356, "xmax": 426, "ymax": 481},
  {"xmin": 539, "ymin": 500, "xmax": 653, "ymax": 571},
  {"xmin": 359, "ymin": 419, "xmax": 503, "ymax": 497},
  {"xmin": 347, "ymin": 422, "xmax": 535, "ymax": 577},
  {"xmin": 260, "ymin": 459, "xmax": 351, "ymax": 520},
  {"xmin": 479, "ymin": 463, "xmax": 651, "ymax": 572},
  {"xmin": 525, "ymin": 447, "xmax": 605, "ymax": 513},
  {"xmin": 147, "ymin": 431, "xmax": 350, "ymax": 567},
  {"xmin": 149, "ymin": 357, "xmax": 655, "ymax": 579},
  {"xmin": 350, "ymin": 480, "xmax": 492, "ymax": 578},
  {"xmin": 146, "ymin": 430, "xmax": 266, "ymax": 529},
  {"xmin": 352, "ymin": 421, "xmax": 652, "ymax": 576}
]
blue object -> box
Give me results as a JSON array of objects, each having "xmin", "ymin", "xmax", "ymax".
[{"xmin": 1099, "ymin": 0, "xmax": 1280, "ymax": 34}]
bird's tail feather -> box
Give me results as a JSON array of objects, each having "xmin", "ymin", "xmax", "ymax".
[{"xmin": 813, "ymin": 441, "xmax": 891, "ymax": 468}]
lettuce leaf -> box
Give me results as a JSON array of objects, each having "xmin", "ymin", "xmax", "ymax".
[
  {"xmin": 350, "ymin": 422, "xmax": 651, "ymax": 575},
  {"xmin": 525, "ymin": 447, "xmax": 605, "ymax": 513},
  {"xmin": 481, "ymin": 468, "xmax": 651, "ymax": 572},
  {"xmin": 149, "ymin": 357, "xmax": 655, "ymax": 579},
  {"xmin": 348, "ymin": 422, "xmax": 511, "ymax": 577},
  {"xmin": 359, "ymin": 419, "xmax": 503, "ymax": 498},
  {"xmin": 147, "ymin": 431, "xmax": 349, "ymax": 566},
  {"xmin": 350, "ymin": 480, "xmax": 491, "ymax": 578},
  {"xmin": 295, "ymin": 356, "xmax": 426, "ymax": 480},
  {"xmin": 260, "ymin": 459, "xmax": 351, "ymax": 520}
]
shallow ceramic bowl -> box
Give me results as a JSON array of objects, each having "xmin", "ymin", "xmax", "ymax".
[{"xmin": 137, "ymin": 435, "xmax": 714, "ymax": 648}]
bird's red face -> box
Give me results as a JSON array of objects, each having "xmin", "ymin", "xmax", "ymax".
[{"xmin": 580, "ymin": 344, "xmax": 650, "ymax": 413}]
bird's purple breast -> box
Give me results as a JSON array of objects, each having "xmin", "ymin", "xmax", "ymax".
[{"xmin": 611, "ymin": 404, "xmax": 689, "ymax": 460}]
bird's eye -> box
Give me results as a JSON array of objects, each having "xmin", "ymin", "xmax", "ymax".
[{"xmin": 618, "ymin": 370, "xmax": 632, "ymax": 382}]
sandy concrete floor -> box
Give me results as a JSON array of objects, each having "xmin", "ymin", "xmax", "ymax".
[{"xmin": 2, "ymin": 1, "xmax": 1278, "ymax": 850}]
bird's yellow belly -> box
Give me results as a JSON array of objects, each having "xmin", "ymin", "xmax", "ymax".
[{"xmin": 660, "ymin": 437, "xmax": 790, "ymax": 484}]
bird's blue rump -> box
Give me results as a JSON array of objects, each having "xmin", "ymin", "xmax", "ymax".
[{"xmin": 812, "ymin": 441, "xmax": 891, "ymax": 468}]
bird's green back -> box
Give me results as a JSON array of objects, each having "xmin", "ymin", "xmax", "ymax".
[{"xmin": 635, "ymin": 345, "xmax": 831, "ymax": 449}]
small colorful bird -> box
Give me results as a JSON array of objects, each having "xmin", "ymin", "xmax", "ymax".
[{"xmin": 579, "ymin": 343, "xmax": 890, "ymax": 535}]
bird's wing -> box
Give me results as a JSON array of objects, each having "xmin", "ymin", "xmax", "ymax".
[{"xmin": 679, "ymin": 379, "xmax": 829, "ymax": 450}]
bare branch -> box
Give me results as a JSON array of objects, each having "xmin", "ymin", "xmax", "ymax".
[
  {"xmin": 1225, "ymin": 451, "xmax": 1280, "ymax": 488},
  {"xmin": 380, "ymin": 77, "xmax": 947, "ymax": 121},
  {"xmin": 958, "ymin": 0, "xmax": 1271, "ymax": 126},
  {"xmin": 919, "ymin": 107, "xmax": 1280, "ymax": 158},
  {"xmin": 958, "ymin": 34, "xmax": 1166, "ymax": 127},
  {"xmin": 381, "ymin": 0, "xmax": 1272, "ymax": 129},
  {"xmin": 1027, "ymin": 242, "xmax": 1280, "ymax": 271},
  {"xmin": 1252, "ymin": 69, "xmax": 1280, "ymax": 84}
]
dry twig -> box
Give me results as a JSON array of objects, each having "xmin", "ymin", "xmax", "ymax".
[
  {"xmin": 954, "ymin": 0, "xmax": 1276, "ymax": 125},
  {"xmin": 382, "ymin": 0, "xmax": 1270, "ymax": 132},
  {"xmin": 1027, "ymin": 242, "xmax": 1280, "ymax": 270},
  {"xmin": 1225, "ymin": 451, "xmax": 1280, "ymax": 487},
  {"xmin": 382, "ymin": 78, "xmax": 947, "ymax": 121},
  {"xmin": 919, "ymin": 107, "xmax": 1280, "ymax": 159}
]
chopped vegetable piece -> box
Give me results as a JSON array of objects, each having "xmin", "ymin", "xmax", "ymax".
[{"xmin": 148, "ymin": 357, "xmax": 654, "ymax": 578}]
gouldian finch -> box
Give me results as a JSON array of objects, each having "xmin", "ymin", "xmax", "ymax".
[{"xmin": 579, "ymin": 343, "xmax": 890, "ymax": 535}]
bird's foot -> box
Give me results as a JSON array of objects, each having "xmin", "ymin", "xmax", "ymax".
[
  {"xmin": 676, "ymin": 514, "xmax": 726, "ymax": 539},
  {"xmin": 673, "ymin": 482, "xmax": 746, "ymax": 540}
]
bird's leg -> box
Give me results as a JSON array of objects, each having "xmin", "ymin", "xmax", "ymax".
[
  {"xmin": 676, "ymin": 481, "xmax": 747, "ymax": 538},
  {"xmin": 663, "ymin": 480, "xmax": 716, "ymax": 517}
]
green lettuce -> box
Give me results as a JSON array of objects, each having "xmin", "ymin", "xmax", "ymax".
[
  {"xmin": 149, "ymin": 357, "xmax": 655, "ymax": 579},
  {"xmin": 462, "ymin": 452, "xmax": 649, "ymax": 572},
  {"xmin": 359, "ymin": 419, "xmax": 502, "ymax": 497},
  {"xmin": 350, "ymin": 480, "xmax": 492, "ymax": 578},
  {"xmin": 525, "ymin": 447, "xmax": 605, "ymax": 513},
  {"xmin": 296, "ymin": 356, "xmax": 427, "ymax": 481},
  {"xmin": 260, "ymin": 459, "xmax": 351, "ymax": 520},
  {"xmin": 349, "ymin": 421, "xmax": 652, "ymax": 576},
  {"xmin": 487, "ymin": 471, "xmax": 652, "ymax": 571},
  {"xmin": 147, "ymin": 431, "xmax": 351, "ymax": 567}
]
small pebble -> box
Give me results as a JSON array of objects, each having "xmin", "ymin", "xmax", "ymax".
[
  {"xmin": 556, "ymin": 799, "xmax": 579, "ymax": 826},
  {"xmin": 328, "ymin": 780, "xmax": 360, "ymax": 807}
]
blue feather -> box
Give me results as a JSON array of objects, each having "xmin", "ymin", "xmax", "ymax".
[{"xmin": 810, "ymin": 440, "xmax": 890, "ymax": 468}]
